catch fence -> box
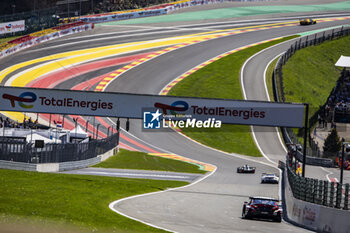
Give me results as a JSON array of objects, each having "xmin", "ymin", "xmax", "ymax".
[
  {"xmin": 287, "ymin": 163, "xmax": 349, "ymax": 210},
  {"xmin": 0, "ymin": 132, "xmax": 119, "ymax": 163}
]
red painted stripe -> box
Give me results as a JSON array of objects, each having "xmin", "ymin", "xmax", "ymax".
[
  {"xmin": 329, "ymin": 178, "xmax": 338, "ymax": 183},
  {"xmin": 71, "ymin": 76, "xmax": 108, "ymax": 90},
  {"xmin": 27, "ymin": 52, "xmax": 154, "ymax": 88},
  {"xmin": 119, "ymin": 142, "xmax": 138, "ymax": 151}
]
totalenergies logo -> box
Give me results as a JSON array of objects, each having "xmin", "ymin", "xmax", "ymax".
[
  {"xmin": 154, "ymin": 100, "xmax": 188, "ymax": 115},
  {"xmin": 2, "ymin": 92, "xmax": 37, "ymax": 109},
  {"xmin": 5, "ymin": 24, "xmax": 12, "ymax": 31}
]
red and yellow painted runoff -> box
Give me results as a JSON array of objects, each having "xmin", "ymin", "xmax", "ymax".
[
  {"xmin": 160, "ymin": 37, "xmax": 282, "ymax": 95},
  {"xmin": 93, "ymin": 25, "xmax": 291, "ymax": 91},
  {"xmin": 94, "ymin": 16, "xmax": 350, "ymax": 91},
  {"xmin": 149, "ymin": 153, "xmax": 216, "ymax": 172}
]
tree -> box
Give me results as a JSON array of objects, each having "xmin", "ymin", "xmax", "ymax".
[{"xmin": 323, "ymin": 128, "xmax": 342, "ymax": 153}]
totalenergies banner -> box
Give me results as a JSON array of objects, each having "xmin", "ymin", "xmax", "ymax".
[
  {"xmin": 0, "ymin": 20, "xmax": 25, "ymax": 35},
  {"xmin": 79, "ymin": 9, "xmax": 167, "ymax": 23},
  {"xmin": 0, "ymin": 87, "xmax": 304, "ymax": 127}
]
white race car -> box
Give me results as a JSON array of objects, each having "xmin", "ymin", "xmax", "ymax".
[{"xmin": 261, "ymin": 173, "xmax": 279, "ymax": 184}]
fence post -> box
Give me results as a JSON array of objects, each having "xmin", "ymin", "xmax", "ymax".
[
  {"xmin": 335, "ymin": 182, "xmax": 342, "ymax": 208},
  {"xmin": 344, "ymin": 184, "xmax": 349, "ymax": 210},
  {"xmin": 318, "ymin": 180, "xmax": 323, "ymax": 205},
  {"xmin": 312, "ymin": 179, "xmax": 316, "ymax": 203},
  {"xmin": 305, "ymin": 36, "xmax": 308, "ymax": 47},
  {"xmin": 329, "ymin": 182, "xmax": 335, "ymax": 207},
  {"xmin": 323, "ymin": 181, "xmax": 328, "ymax": 206},
  {"xmin": 295, "ymin": 173, "xmax": 300, "ymax": 199},
  {"xmin": 314, "ymin": 33, "xmax": 317, "ymax": 45}
]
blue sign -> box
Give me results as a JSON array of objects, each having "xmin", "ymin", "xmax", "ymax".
[{"xmin": 143, "ymin": 109, "xmax": 162, "ymax": 129}]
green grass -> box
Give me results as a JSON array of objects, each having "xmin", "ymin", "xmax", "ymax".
[
  {"xmin": 168, "ymin": 35, "xmax": 298, "ymax": 157},
  {"xmin": 0, "ymin": 169, "xmax": 187, "ymax": 233},
  {"xmin": 0, "ymin": 36, "xmax": 19, "ymax": 44},
  {"xmin": 283, "ymin": 36, "xmax": 350, "ymax": 119},
  {"xmin": 93, "ymin": 149, "xmax": 206, "ymax": 174},
  {"xmin": 266, "ymin": 57, "xmax": 278, "ymax": 102}
]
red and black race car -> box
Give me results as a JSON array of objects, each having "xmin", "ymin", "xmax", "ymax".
[
  {"xmin": 237, "ymin": 164, "xmax": 256, "ymax": 173},
  {"xmin": 242, "ymin": 197, "xmax": 282, "ymax": 222}
]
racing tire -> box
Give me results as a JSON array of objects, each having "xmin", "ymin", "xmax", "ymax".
[
  {"xmin": 242, "ymin": 207, "xmax": 248, "ymax": 219},
  {"xmin": 274, "ymin": 213, "xmax": 282, "ymax": 223}
]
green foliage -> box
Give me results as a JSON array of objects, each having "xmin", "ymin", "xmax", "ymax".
[
  {"xmin": 93, "ymin": 149, "xmax": 206, "ymax": 174},
  {"xmin": 323, "ymin": 128, "xmax": 341, "ymax": 153}
]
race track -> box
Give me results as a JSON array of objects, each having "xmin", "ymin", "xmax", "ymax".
[{"xmin": 2, "ymin": 1, "xmax": 350, "ymax": 232}]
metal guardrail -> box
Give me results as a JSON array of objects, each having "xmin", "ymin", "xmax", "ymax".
[
  {"xmin": 0, "ymin": 132, "xmax": 119, "ymax": 163},
  {"xmin": 287, "ymin": 162, "xmax": 349, "ymax": 210},
  {"xmin": 272, "ymin": 26, "xmax": 350, "ymax": 166}
]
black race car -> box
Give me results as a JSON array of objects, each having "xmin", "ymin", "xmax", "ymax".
[
  {"xmin": 237, "ymin": 164, "xmax": 256, "ymax": 173},
  {"xmin": 299, "ymin": 18, "xmax": 316, "ymax": 25},
  {"xmin": 242, "ymin": 197, "xmax": 282, "ymax": 222}
]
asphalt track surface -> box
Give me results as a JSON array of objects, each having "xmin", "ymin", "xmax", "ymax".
[
  {"xmin": 2, "ymin": 1, "xmax": 350, "ymax": 232},
  {"xmin": 61, "ymin": 167, "xmax": 203, "ymax": 182}
]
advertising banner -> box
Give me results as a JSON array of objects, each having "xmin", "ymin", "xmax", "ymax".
[
  {"xmin": 0, "ymin": 23, "xmax": 93, "ymax": 59},
  {"xmin": 0, "ymin": 86, "xmax": 305, "ymax": 128},
  {"xmin": 80, "ymin": 9, "xmax": 167, "ymax": 23},
  {"xmin": 0, "ymin": 20, "xmax": 25, "ymax": 35}
]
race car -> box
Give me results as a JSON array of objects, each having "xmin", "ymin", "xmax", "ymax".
[
  {"xmin": 261, "ymin": 173, "xmax": 279, "ymax": 184},
  {"xmin": 242, "ymin": 197, "xmax": 282, "ymax": 222},
  {"xmin": 299, "ymin": 18, "xmax": 317, "ymax": 25},
  {"xmin": 237, "ymin": 164, "xmax": 256, "ymax": 173}
]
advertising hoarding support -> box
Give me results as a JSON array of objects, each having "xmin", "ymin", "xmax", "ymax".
[
  {"xmin": 302, "ymin": 103, "xmax": 309, "ymax": 178},
  {"xmin": 0, "ymin": 86, "xmax": 305, "ymax": 128}
]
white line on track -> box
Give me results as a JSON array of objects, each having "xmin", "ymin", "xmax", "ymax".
[
  {"xmin": 240, "ymin": 36, "xmax": 298, "ymax": 165},
  {"xmin": 108, "ymin": 165, "xmax": 217, "ymax": 233},
  {"xmin": 106, "ymin": 26, "xmax": 345, "ymax": 230},
  {"xmin": 78, "ymin": 171, "xmax": 190, "ymax": 179},
  {"xmin": 320, "ymin": 167, "xmax": 334, "ymax": 182},
  {"xmin": 240, "ymin": 36, "xmax": 303, "ymax": 201},
  {"xmin": 5, "ymin": 44, "xmax": 174, "ymax": 86},
  {"xmin": 24, "ymin": 28, "xmax": 207, "ymax": 53}
]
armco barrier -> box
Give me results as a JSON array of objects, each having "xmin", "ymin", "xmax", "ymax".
[
  {"xmin": 0, "ymin": 146, "xmax": 116, "ymax": 172},
  {"xmin": 0, "ymin": 22, "xmax": 94, "ymax": 59},
  {"xmin": 284, "ymin": 164, "xmax": 350, "ymax": 232}
]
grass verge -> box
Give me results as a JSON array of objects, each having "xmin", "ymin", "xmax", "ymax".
[
  {"xmin": 168, "ymin": 35, "xmax": 298, "ymax": 157},
  {"xmin": 0, "ymin": 169, "xmax": 187, "ymax": 233},
  {"xmin": 283, "ymin": 35, "xmax": 350, "ymax": 120},
  {"xmin": 266, "ymin": 57, "xmax": 278, "ymax": 102},
  {"xmin": 93, "ymin": 149, "xmax": 206, "ymax": 174}
]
